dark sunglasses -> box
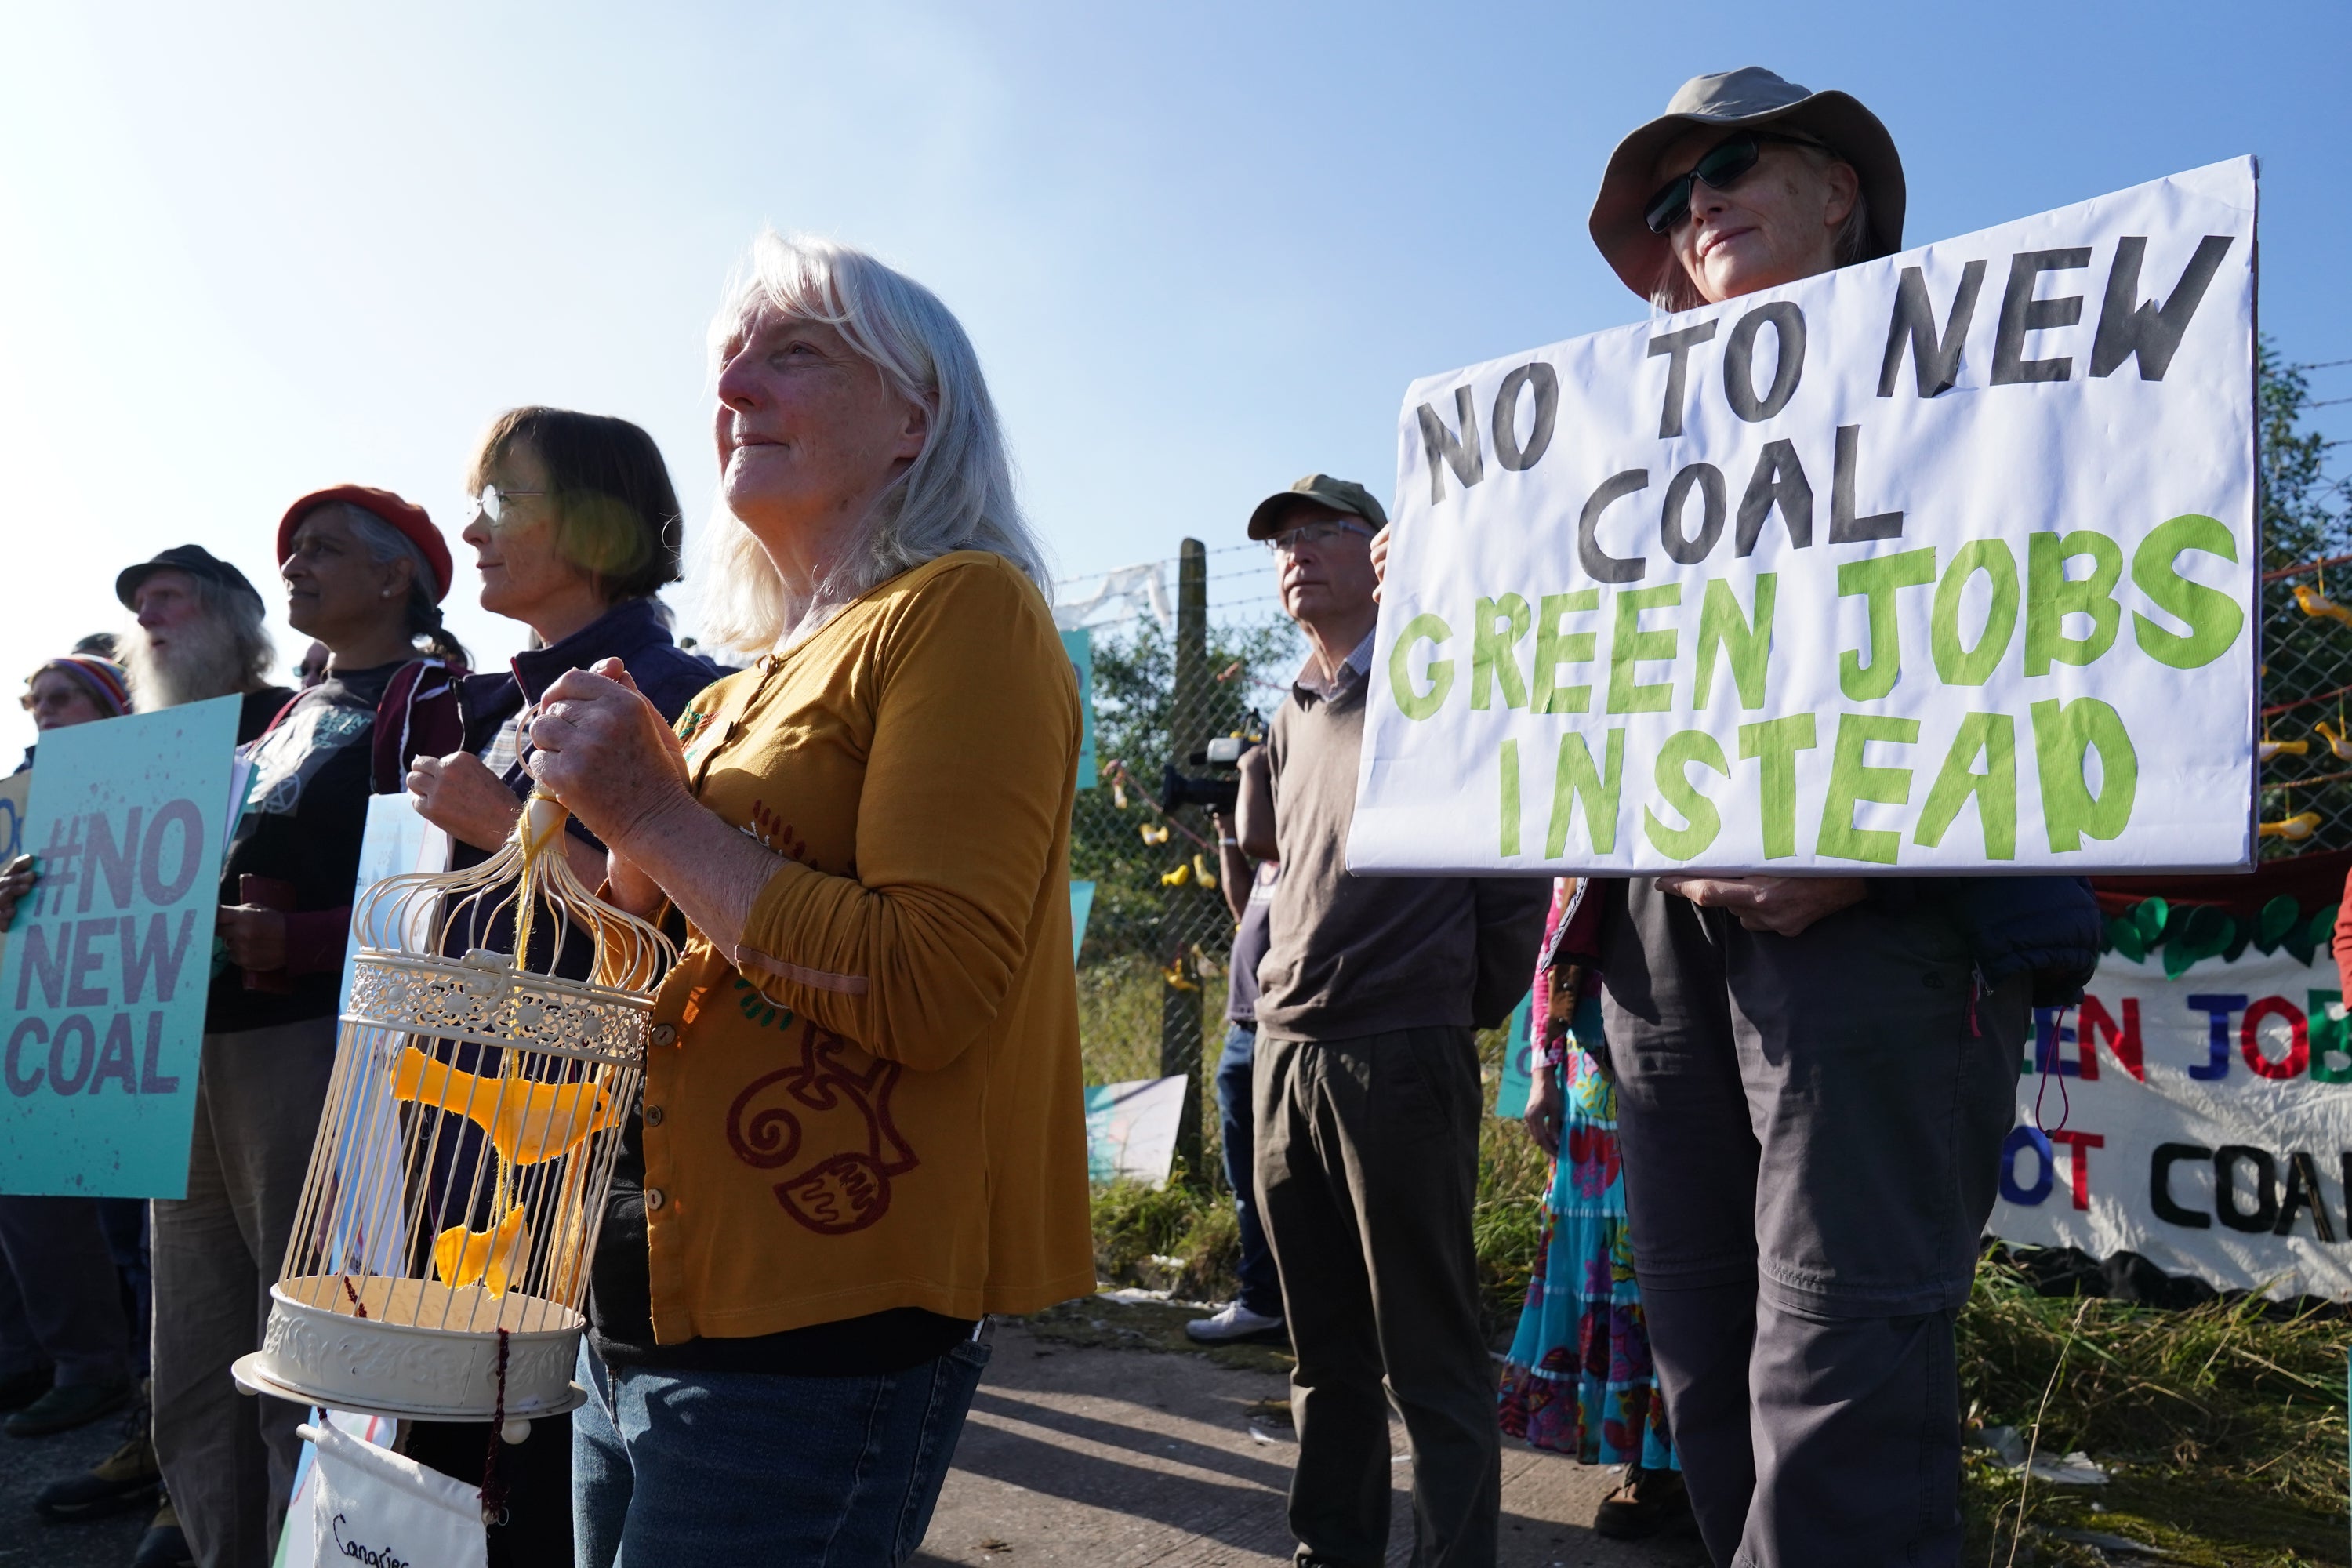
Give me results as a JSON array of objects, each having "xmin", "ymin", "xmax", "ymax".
[{"xmin": 1642, "ymin": 130, "xmax": 1824, "ymax": 236}]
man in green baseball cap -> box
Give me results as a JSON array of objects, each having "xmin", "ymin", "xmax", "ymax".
[{"xmin": 1243, "ymin": 469, "xmax": 1548, "ymax": 1567}]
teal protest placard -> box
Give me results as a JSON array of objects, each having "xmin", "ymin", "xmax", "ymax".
[
  {"xmin": 1060, "ymin": 628, "xmax": 1097, "ymax": 789},
  {"xmin": 0, "ymin": 696, "xmax": 241, "ymax": 1196}
]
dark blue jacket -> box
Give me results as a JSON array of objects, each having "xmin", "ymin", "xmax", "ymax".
[
  {"xmin": 457, "ymin": 596, "xmax": 726, "ymax": 860},
  {"xmin": 1895, "ymin": 876, "xmax": 2103, "ymax": 1006}
]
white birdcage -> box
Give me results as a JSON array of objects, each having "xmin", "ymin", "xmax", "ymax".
[{"xmin": 232, "ymin": 794, "xmax": 673, "ymax": 1425}]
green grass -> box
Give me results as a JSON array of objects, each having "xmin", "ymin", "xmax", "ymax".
[{"xmin": 1956, "ymin": 1257, "xmax": 2349, "ymax": 1566}]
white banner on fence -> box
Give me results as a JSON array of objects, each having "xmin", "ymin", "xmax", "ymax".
[
  {"xmin": 1355, "ymin": 159, "xmax": 2257, "ymax": 876},
  {"xmin": 1991, "ymin": 945, "xmax": 2352, "ymax": 1299}
]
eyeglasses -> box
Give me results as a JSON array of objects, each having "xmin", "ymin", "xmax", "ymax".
[
  {"xmin": 463, "ymin": 485, "xmax": 546, "ymax": 527},
  {"xmin": 1265, "ymin": 520, "xmax": 1373, "ymax": 557},
  {"xmin": 1642, "ymin": 130, "xmax": 1824, "ymax": 236}
]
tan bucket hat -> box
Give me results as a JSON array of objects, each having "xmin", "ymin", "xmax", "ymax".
[{"xmin": 1588, "ymin": 66, "xmax": 1905, "ymax": 301}]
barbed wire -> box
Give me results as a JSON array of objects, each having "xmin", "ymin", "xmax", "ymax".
[{"xmin": 2293, "ymin": 358, "xmax": 2352, "ymax": 372}]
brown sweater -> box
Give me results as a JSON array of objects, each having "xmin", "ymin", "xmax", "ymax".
[{"xmin": 1255, "ymin": 653, "xmax": 1549, "ymax": 1042}]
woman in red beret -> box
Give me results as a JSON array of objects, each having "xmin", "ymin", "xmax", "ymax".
[{"xmin": 143, "ymin": 487, "xmax": 467, "ymax": 1568}]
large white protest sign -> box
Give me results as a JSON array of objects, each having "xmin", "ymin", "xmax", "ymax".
[
  {"xmin": 1993, "ymin": 942, "xmax": 2352, "ymax": 1300},
  {"xmin": 1356, "ymin": 159, "xmax": 2257, "ymax": 876}
]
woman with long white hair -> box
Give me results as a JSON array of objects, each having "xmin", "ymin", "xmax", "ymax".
[{"xmin": 522, "ymin": 233, "xmax": 1093, "ymax": 1566}]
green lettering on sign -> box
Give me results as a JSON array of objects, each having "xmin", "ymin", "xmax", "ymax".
[
  {"xmin": 1915, "ymin": 712, "xmax": 2017, "ymax": 860},
  {"xmin": 1817, "ymin": 712, "xmax": 1919, "ymax": 865},
  {"xmin": 2031, "ymin": 696, "xmax": 2139, "ymax": 851},
  {"xmin": 1836, "ymin": 548, "xmax": 1937, "ymax": 700},
  {"xmin": 1607, "ymin": 585, "xmax": 1681, "ymax": 714},
  {"xmin": 1533, "ymin": 590, "xmax": 1600, "ymax": 714},
  {"xmin": 1692, "ymin": 574, "xmax": 1777, "ymax": 710},
  {"xmin": 1737, "ymin": 713, "xmax": 1818, "ymax": 861},
  {"xmin": 1472, "ymin": 594, "xmax": 1531, "ymax": 710},
  {"xmin": 1930, "ymin": 539, "xmax": 2019, "ymax": 687},
  {"xmin": 1547, "ymin": 729, "xmax": 1625, "ymax": 856},
  {"xmin": 1388, "ymin": 613, "xmax": 1454, "ymax": 720},
  {"xmin": 2024, "ymin": 531, "xmax": 2123, "ymax": 675},
  {"xmin": 1644, "ymin": 729, "xmax": 1730, "ymax": 862},
  {"xmin": 2130, "ymin": 514, "xmax": 2243, "ymax": 669}
]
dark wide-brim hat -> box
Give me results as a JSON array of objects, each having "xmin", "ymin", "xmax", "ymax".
[
  {"xmin": 114, "ymin": 543, "xmax": 266, "ymax": 612},
  {"xmin": 1589, "ymin": 66, "xmax": 1906, "ymax": 301}
]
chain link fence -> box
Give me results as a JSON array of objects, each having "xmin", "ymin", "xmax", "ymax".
[
  {"xmin": 1064, "ymin": 539, "xmax": 1297, "ymax": 1181},
  {"xmin": 2256, "ymin": 350, "xmax": 2352, "ymax": 856}
]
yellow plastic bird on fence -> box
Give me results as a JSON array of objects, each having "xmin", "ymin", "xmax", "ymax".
[
  {"xmin": 2259, "ymin": 812, "xmax": 2322, "ymax": 840},
  {"xmin": 2293, "ymin": 584, "xmax": 2352, "ymax": 629}
]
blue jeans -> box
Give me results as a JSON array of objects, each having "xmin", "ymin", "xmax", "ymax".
[
  {"xmin": 1216, "ymin": 1022, "xmax": 1283, "ymax": 1317},
  {"xmin": 573, "ymin": 1331, "xmax": 991, "ymax": 1568}
]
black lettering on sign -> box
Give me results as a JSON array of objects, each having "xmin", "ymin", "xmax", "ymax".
[
  {"xmin": 1417, "ymin": 387, "xmax": 1484, "ymax": 504},
  {"xmin": 1722, "ymin": 303, "xmax": 1805, "ymax": 423},
  {"xmin": 1646, "ymin": 321, "xmax": 1718, "ymax": 439},
  {"xmin": 1660, "ymin": 464, "xmax": 1727, "ymax": 565},
  {"xmin": 2089, "ymin": 235, "xmax": 2236, "ymax": 381},
  {"xmin": 1991, "ymin": 248, "xmax": 2091, "ymax": 385},
  {"xmin": 2212, "ymin": 1144, "xmax": 2279, "ymax": 1233},
  {"xmin": 2273, "ymin": 1150, "xmax": 2336, "ymax": 1241},
  {"xmin": 1735, "ymin": 441, "xmax": 1813, "ymax": 557},
  {"xmin": 1829, "ymin": 425, "xmax": 1903, "ymax": 543},
  {"xmin": 1877, "ymin": 260, "xmax": 1987, "ymax": 397},
  {"xmin": 1490, "ymin": 362, "xmax": 1558, "ymax": 472},
  {"xmin": 2149, "ymin": 1142, "xmax": 2210, "ymax": 1229},
  {"xmin": 1579, "ymin": 470, "xmax": 1650, "ymax": 584}
]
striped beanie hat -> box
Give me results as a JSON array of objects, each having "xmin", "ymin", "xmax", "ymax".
[{"xmin": 31, "ymin": 655, "xmax": 132, "ymax": 718}]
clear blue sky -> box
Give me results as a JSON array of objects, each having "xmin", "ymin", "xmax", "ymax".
[{"xmin": 4, "ymin": 0, "xmax": 2347, "ymax": 757}]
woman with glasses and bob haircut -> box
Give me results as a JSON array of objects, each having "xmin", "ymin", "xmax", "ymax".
[
  {"xmin": 514, "ymin": 233, "xmax": 1093, "ymax": 1566},
  {"xmin": 1380, "ymin": 66, "xmax": 2100, "ymax": 1568},
  {"xmin": 400, "ymin": 406, "xmax": 719, "ymax": 1565}
]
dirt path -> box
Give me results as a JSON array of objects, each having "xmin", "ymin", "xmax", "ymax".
[{"xmin": 916, "ymin": 1316, "xmax": 1706, "ymax": 1567}]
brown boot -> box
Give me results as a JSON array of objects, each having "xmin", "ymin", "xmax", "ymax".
[{"xmin": 1593, "ymin": 1465, "xmax": 1690, "ymax": 1541}]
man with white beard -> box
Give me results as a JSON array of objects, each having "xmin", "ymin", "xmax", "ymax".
[
  {"xmin": 114, "ymin": 546, "xmax": 291, "ymax": 736},
  {"xmin": 21, "ymin": 546, "xmax": 292, "ymax": 1568}
]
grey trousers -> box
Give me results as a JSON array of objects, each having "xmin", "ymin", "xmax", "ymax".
[
  {"xmin": 0, "ymin": 1195, "xmax": 133, "ymax": 1386},
  {"xmin": 1600, "ymin": 881, "xmax": 2024, "ymax": 1568},
  {"xmin": 1255, "ymin": 1026, "xmax": 1499, "ymax": 1568},
  {"xmin": 153, "ymin": 1018, "xmax": 336, "ymax": 1568}
]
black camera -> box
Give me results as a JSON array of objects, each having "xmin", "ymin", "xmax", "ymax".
[{"xmin": 1160, "ymin": 711, "xmax": 1267, "ymax": 816}]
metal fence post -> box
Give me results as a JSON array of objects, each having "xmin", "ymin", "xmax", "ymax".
[{"xmin": 1160, "ymin": 538, "xmax": 1210, "ymax": 1178}]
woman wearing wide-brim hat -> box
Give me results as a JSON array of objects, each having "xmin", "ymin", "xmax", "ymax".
[{"xmin": 1563, "ymin": 68, "xmax": 2099, "ymax": 1568}]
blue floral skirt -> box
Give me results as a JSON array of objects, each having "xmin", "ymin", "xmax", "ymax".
[{"xmin": 1495, "ymin": 1000, "xmax": 1676, "ymax": 1469}]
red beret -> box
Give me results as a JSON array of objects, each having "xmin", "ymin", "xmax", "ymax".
[{"xmin": 278, "ymin": 485, "xmax": 452, "ymax": 603}]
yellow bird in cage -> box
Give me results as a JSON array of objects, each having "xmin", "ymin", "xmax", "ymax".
[
  {"xmin": 1192, "ymin": 852, "xmax": 1218, "ymax": 891},
  {"xmin": 2261, "ymin": 738, "xmax": 2310, "ymax": 761},
  {"xmin": 390, "ymin": 1046, "xmax": 619, "ymax": 1167},
  {"xmin": 2293, "ymin": 584, "xmax": 2352, "ymax": 629},
  {"xmin": 1160, "ymin": 860, "xmax": 1192, "ymax": 887},
  {"xmin": 2318, "ymin": 720, "xmax": 2352, "ymax": 761},
  {"xmin": 432, "ymin": 1208, "xmax": 532, "ymax": 1296},
  {"xmin": 1138, "ymin": 822, "xmax": 1170, "ymax": 846},
  {"xmin": 2260, "ymin": 811, "xmax": 2322, "ymax": 840}
]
